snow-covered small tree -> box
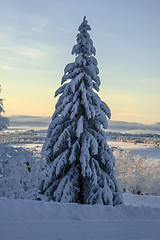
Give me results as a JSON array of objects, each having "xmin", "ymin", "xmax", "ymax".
[
  {"xmin": 0, "ymin": 85, "xmax": 9, "ymax": 130},
  {"xmin": 40, "ymin": 17, "xmax": 123, "ymax": 205},
  {"xmin": 0, "ymin": 143, "xmax": 34, "ymax": 199}
]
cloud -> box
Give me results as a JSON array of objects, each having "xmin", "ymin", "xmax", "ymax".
[
  {"xmin": 96, "ymin": 31, "xmax": 120, "ymax": 39},
  {"xmin": 0, "ymin": 65, "xmax": 24, "ymax": 72},
  {"xmin": 30, "ymin": 27, "xmax": 44, "ymax": 33},
  {"xmin": 59, "ymin": 27, "xmax": 73, "ymax": 34},
  {"xmin": 0, "ymin": 45, "xmax": 47, "ymax": 60},
  {"xmin": 28, "ymin": 14, "xmax": 48, "ymax": 32},
  {"xmin": 17, "ymin": 47, "xmax": 45, "ymax": 59},
  {"xmin": 0, "ymin": 64, "xmax": 54, "ymax": 74},
  {"xmin": 0, "ymin": 42, "xmax": 59, "ymax": 62}
]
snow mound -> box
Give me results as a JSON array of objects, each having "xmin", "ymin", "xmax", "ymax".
[
  {"xmin": 124, "ymin": 192, "xmax": 160, "ymax": 208},
  {"xmin": 0, "ymin": 197, "xmax": 160, "ymax": 223},
  {"xmin": 1, "ymin": 196, "xmax": 160, "ymax": 240}
]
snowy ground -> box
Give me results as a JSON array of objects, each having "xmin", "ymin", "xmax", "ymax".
[
  {"xmin": 1, "ymin": 128, "xmax": 160, "ymax": 162},
  {"xmin": 0, "ymin": 193, "xmax": 160, "ymax": 240},
  {"xmin": 1, "ymin": 128, "xmax": 160, "ymax": 239},
  {"xmin": 108, "ymin": 140, "xmax": 160, "ymax": 162}
]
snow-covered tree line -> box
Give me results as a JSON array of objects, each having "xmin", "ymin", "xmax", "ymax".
[
  {"xmin": 114, "ymin": 149, "xmax": 160, "ymax": 196},
  {"xmin": 1, "ymin": 141, "xmax": 160, "ymax": 199},
  {"xmin": 0, "ymin": 85, "xmax": 9, "ymax": 130},
  {"xmin": 39, "ymin": 17, "xmax": 123, "ymax": 205}
]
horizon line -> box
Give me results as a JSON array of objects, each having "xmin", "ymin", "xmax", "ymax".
[{"xmin": 4, "ymin": 114, "xmax": 160, "ymax": 126}]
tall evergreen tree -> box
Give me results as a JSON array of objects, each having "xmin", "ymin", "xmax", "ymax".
[{"xmin": 40, "ymin": 17, "xmax": 123, "ymax": 205}]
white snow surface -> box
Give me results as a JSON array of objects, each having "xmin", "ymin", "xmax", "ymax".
[
  {"xmin": 0, "ymin": 129, "xmax": 160, "ymax": 239},
  {"xmin": 0, "ymin": 193, "xmax": 160, "ymax": 240},
  {"xmin": 124, "ymin": 192, "xmax": 160, "ymax": 208},
  {"xmin": 108, "ymin": 140, "xmax": 160, "ymax": 162}
]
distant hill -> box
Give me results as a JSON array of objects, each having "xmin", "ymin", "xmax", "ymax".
[
  {"xmin": 108, "ymin": 120, "xmax": 160, "ymax": 132},
  {"xmin": 7, "ymin": 115, "xmax": 160, "ymax": 133}
]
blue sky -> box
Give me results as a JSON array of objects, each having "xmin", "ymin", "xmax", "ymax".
[{"xmin": 0, "ymin": 0, "xmax": 160, "ymax": 124}]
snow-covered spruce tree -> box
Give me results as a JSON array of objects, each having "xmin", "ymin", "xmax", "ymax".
[
  {"xmin": 40, "ymin": 17, "xmax": 123, "ymax": 205},
  {"xmin": 0, "ymin": 85, "xmax": 9, "ymax": 130}
]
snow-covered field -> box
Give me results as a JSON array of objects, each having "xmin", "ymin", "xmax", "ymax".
[
  {"xmin": 0, "ymin": 128, "xmax": 160, "ymax": 239},
  {"xmin": 1, "ymin": 128, "xmax": 160, "ymax": 162},
  {"xmin": 108, "ymin": 140, "xmax": 160, "ymax": 162},
  {"xmin": 0, "ymin": 193, "xmax": 160, "ymax": 240}
]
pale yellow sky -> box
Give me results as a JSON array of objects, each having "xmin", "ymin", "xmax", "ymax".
[{"xmin": 2, "ymin": 80, "xmax": 159, "ymax": 125}]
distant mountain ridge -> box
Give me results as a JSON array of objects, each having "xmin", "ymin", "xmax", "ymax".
[
  {"xmin": 7, "ymin": 115, "xmax": 160, "ymax": 133},
  {"xmin": 108, "ymin": 120, "xmax": 160, "ymax": 132},
  {"xmin": 9, "ymin": 115, "xmax": 51, "ymax": 127}
]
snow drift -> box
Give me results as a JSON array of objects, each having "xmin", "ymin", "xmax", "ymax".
[{"xmin": 0, "ymin": 195, "xmax": 160, "ymax": 240}]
